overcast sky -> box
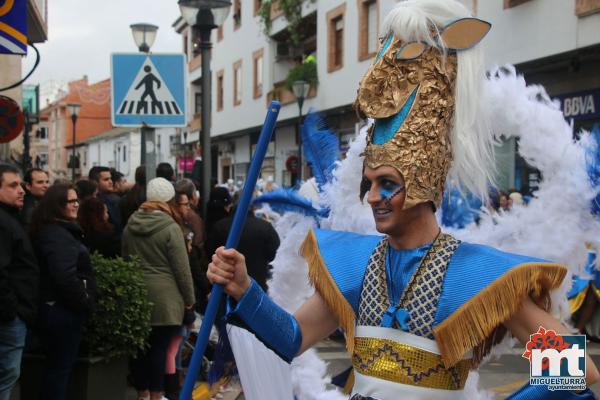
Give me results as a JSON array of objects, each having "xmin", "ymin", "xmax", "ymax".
[{"xmin": 23, "ymin": 0, "xmax": 182, "ymax": 96}]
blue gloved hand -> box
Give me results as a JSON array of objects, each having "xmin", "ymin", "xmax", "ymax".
[{"xmin": 228, "ymin": 278, "xmax": 302, "ymax": 363}]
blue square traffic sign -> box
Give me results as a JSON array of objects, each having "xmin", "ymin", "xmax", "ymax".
[{"xmin": 111, "ymin": 53, "xmax": 187, "ymax": 127}]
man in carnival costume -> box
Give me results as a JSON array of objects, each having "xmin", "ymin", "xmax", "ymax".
[{"xmin": 207, "ymin": 0, "xmax": 600, "ymax": 398}]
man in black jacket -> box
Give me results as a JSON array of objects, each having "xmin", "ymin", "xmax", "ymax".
[
  {"xmin": 89, "ymin": 166, "xmax": 123, "ymax": 232},
  {"xmin": 206, "ymin": 205, "xmax": 280, "ymax": 292},
  {"xmin": 21, "ymin": 168, "xmax": 49, "ymax": 230},
  {"xmin": 0, "ymin": 164, "xmax": 39, "ymax": 399}
]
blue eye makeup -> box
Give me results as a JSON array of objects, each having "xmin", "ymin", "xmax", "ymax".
[
  {"xmin": 360, "ymin": 177, "xmax": 405, "ymax": 204},
  {"xmin": 379, "ymin": 179, "xmax": 403, "ymax": 201}
]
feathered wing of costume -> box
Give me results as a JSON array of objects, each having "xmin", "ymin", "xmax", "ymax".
[{"xmin": 227, "ymin": 1, "xmax": 600, "ymax": 399}]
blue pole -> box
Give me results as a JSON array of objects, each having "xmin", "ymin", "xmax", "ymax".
[{"xmin": 180, "ymin": 101, "xmax": 281, "ymax": 400}]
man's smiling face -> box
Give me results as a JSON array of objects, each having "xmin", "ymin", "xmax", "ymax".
[{"xmin": 363, "ymin": 165, "xmax": 407, "ymax": 236}]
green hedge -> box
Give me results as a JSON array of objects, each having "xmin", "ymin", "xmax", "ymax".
[{"xmin": 83, "ymin": 254, "xmax": 152, "ymax": 360}]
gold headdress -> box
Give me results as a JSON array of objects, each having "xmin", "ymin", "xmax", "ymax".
[{"xmin": 356, "ymin": 0, "xmax": 492, "ymax": 209}]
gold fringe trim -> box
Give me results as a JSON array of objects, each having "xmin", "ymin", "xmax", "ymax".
[
  {"xmin": 300, "ymin": 229, "xmax": 357, "ymax": 354},
  {"xmin": 343, "ymin": 369, "xmax": 355, "ymax": 395},
  {"xmin": 570, "ymin": 287, "xmax": 589, "ymax": 314},
  {"xmin": 592, "ymin": 283, "xmax": 600, "ymax": 301},
  {"xmin": 433, "ymin": 262, "xmax": 566, "ymax": 368}
]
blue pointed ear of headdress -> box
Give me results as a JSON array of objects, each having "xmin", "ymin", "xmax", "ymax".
[
  {"xmin": 253, "ymin": 188, "xmax": 328, "ymax": 219},
  {"xmin": 301, "ymin": 110, "xmax": 340, "ymax": 191},
  {"xmin": 441, "ymin": 17, "xmax": 491, "ymax": 51}
]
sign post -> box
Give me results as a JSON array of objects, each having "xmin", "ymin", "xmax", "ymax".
[
  {"xmin": 111, "ymin": 53, "xmax": 186, "ymax": 179},
  {"xmin": 22, "ymin": 84, "xmax": 39, "ymax": 171}
]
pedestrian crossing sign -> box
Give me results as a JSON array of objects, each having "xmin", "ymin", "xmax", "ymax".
[{"xmin": 111, "ymin": 53, "xmax": 187, "ymax": 127}]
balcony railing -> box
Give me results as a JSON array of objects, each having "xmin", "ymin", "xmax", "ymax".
[{"xmin": 266, "ymin": 80, "xmax": 317, "ymax": 107}]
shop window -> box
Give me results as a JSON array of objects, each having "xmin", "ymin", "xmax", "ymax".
[
  {"xmin": 327, "ymin": 4, "xmax": 346, "ymax": 72},
  {"xmin": 358, "ymin": 0, "xmax": 378, "ymax": 61}
]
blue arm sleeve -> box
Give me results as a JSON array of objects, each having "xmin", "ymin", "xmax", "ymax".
[
  {"xmin": 507, "ymin": 382, "xmax": 596, "ymax": 399},
  {"xmin": 229, "ymin": 278, "xmax": 302, "ymax": 363}
]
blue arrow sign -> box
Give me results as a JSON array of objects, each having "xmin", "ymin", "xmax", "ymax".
[{"xmin": 111, "ymin": 53, "xmax": 187, "ymax": 127}]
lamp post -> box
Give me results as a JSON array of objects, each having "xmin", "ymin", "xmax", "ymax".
[
  {"xmin": 179, "ymin": 0, "xmax": 231, "ymax": 215},
  {"xmin": 67, "ymin": 103, "xmax": 81, "ymax": 182},
  {"xmin": 130, "ymin": 23, "xmax": 159, "ymax": 181},
  {"xmin": 130, "ymin": 23, "xmax": 158, "ymax": 53},
  {"xmin": 292, "ymin": 80, "xmax": 310, "ymax": 182},
  {"xmin": 22, "ymin": 107, "xmax": 31, "ymax": 172}
]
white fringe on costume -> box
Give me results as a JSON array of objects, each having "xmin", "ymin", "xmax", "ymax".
[{"xmin": 228, "ymin": 325, "xmax": 294, "ymax": 400}]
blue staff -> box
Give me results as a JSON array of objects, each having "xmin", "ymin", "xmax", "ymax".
[{"xmin": 180, "ymin": 101, "xmax": 281, "ymax": 400}]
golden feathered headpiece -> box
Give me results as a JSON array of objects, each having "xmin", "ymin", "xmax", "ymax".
[{"xmin": 356, "ymin": 0, "xmax": 494, "ymax": 209}]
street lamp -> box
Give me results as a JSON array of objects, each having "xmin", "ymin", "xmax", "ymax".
[
  {"xmin": 130, "ymin": 23, "xmax": 159, "ymax": 182},
  {"xmin": 178, "ymin": 0, "xmax": 231, "ymax": 214},
  {"xmin": 292, "ymin": 80, "xmax": 310, "ymax": 182},
  {"xmin": 130, "ymin": 23, "xmax": 159, "ymax": 53},
  {"xmin": 67, "ymin": 102, "xmax": 81, "ymax": 182}
]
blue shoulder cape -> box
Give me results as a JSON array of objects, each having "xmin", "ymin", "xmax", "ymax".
[
  {"xmin": 300, "ymin": 229, "xmax": 566, "ymax": 367},
  {"xmin": 568, "ymin": 252, "xmax": 600, "ymax": 314}
]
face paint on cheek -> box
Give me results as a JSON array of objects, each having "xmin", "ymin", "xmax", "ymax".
[{"xmin": 381, "ymin": 185, "xmax": 405, "ymax": 207}]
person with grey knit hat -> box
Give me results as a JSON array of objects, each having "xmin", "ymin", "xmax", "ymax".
[{"xmin": 122, "ymin": 177, "xmax": 195, "ymax": 400}]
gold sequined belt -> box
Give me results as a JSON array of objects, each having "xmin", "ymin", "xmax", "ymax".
[{"xmin": 352, "ymin": 336, "xmax": 471, "ymax": 390}]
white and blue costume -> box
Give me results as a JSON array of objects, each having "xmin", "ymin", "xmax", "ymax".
[
  {"xmin": 229, "ymin": 1, "xmax": 598, "ymax": 398},
  {"xmin": 299, "ymin": 229, "xmax": 566, "ymax": 399}
]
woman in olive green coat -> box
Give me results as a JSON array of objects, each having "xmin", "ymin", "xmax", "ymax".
[{"xmin": 122, "ymin": 177, "xmax": 195, "ymax": 400}]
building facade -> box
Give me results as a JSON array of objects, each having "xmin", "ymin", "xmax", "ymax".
[
  {"xmin": 174, "ymin": 0, "xmax": 600, "ymax": 192},
  {"xmin": 174, "ymin": 0, "xmax": 391, "ymax": 186},
  {"xmin": 42, "ymin": 77, "xmax": 112, "ymax": 181},
  {"xmin": 477, "ymin": 0, "xmax": 600, "ymax": 193},
  {"xmin": 81, "ymin": 126, "xmax": 176, "ymax": 183},
  {"xmin": 28, "ymin": 108, "xmax": 49, "ymax": 171}
]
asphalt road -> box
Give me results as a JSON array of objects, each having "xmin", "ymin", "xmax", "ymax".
[
  {"xmin": 120, "ymin": 336, "xmax": 600, "ymax": 399},
  {"xmin": 316, "ymin": 338, "xmax": 600, "ymax": 399}
]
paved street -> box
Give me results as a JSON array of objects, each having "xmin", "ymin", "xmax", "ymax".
[
  {"xmin": 316, "ymin": 338, "xmax": 600, "ymax": 399},
  {"xmin": 90, "ymin": 336, "xmax": 600, "ymax": 399}
]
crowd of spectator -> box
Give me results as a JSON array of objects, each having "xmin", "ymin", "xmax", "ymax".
[
  {"xmin": 0, "ymin": 162, "xmax": 280, "ymax": 400},
  {"xmin": 488, "ymin": 188, "xmax": 529, "ymax": 214}
]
